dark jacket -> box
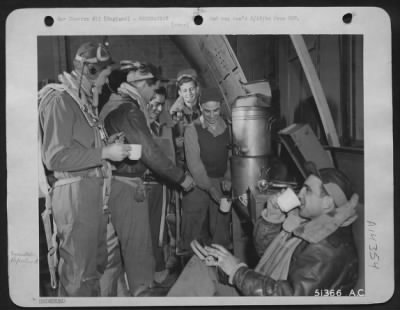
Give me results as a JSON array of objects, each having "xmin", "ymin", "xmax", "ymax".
[
  {"xmin": 232, "ymin": 220, "xmax": 358, "ymax": 296},
  {"xmin": 103, "ymin": 94, "xmax": 185, "ymax": 185}
]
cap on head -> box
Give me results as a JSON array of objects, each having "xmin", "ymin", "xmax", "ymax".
[
  {"xmin": 200, "ymin": 99, "xmax": 221, "ymax": 106},
  {"xmin": 107, "ymin": 69, "xmax": 128, "ymax": 93},
  {"xmin": 154, "ymin": 86, "xmax": 167, "ymax": 97},
  {"xmin": 176, "ymin": 68, "xmax": 198, "ymax": 85},
  {"xmin": 121, "ymin": 60, "xmax": 158, "ymax": 83},
  {"xmin": 74, "ymin": 42, "xmax": 113, "ymax": 70},
  {"xmin": 304, "ymin": 162, "xmax": 353, "ymax": 207}
]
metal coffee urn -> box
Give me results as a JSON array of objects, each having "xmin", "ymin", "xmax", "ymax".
[{"xmin": 231, "ymin": 93, "xmax": 272, "ymax": 222}]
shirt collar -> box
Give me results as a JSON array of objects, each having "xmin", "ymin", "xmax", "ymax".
[
  {"xmin": 182, "ymin": 101, "xmax": 200, "ymax": 115},
  {"xmin": 199, "ymin": 115, "xmax": 227, "ymax": 136}
]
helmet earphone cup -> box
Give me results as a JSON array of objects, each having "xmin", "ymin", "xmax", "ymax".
[{"xmin": 87, "ymin": 64, "xmax": 97, "ymax": 76}]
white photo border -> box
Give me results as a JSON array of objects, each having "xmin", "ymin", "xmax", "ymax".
[{"xmin": 6, "ymin": 7, "xmax": 393, "ymax": 307}]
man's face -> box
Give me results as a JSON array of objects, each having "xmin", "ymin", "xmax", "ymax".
[
  {"xmin": 201, "ymin": 101, "xmax": 221, "ymax": 125},
  {"xmin": 297, "ymin": 175, "xmax": 327, "ymax": 219},
  {"xmin": 93, "ymin": 65, "xmax": 112, "ymax": 94},
  {"xmin": 148, "ymin": 93, "xmax": 165, "ymax": 122},
  {"xmin": 178, "ymin": 81, "xmax": 199, "ymax": 106}
]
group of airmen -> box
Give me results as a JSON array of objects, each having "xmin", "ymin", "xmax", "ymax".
[{"xmin": 39, "ymin": 41, "xmax": 361, "ymax": 297}]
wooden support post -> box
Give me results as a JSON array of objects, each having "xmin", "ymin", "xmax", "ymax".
[{"xmin": 290, "ymin": 35, "xmax": 340, "ymax": 147}]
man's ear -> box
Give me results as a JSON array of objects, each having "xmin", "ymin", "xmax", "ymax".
[
  {"xmin": 178, "ymin": 89, "xmax": 182, "ymax": 97},
  {"xmin": 322, "ymin": 195, "xmax": 335, "ymax": 212},
  {"xmin": 135, "ymin": 80, "xmax": 146, "ymax": 89}
]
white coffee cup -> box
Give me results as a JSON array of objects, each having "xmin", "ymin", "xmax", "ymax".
[
  {"xmin": 219, "ymin": 197, "xmax": 232, "ymax": 213},
  {"xmin": 276, "ymin": 188, "xmax": 301, "ymax": 212},
  {"xmin": 128, "ymin": 144, "xmax": 142, "ymax": 160}
]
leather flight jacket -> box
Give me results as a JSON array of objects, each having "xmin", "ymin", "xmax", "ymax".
[{"xmin": 231, "ymin": 225, "xmax": 358, "ymax": 296}]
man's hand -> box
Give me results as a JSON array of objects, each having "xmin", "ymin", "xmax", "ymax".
[
  {"xmin": 180, "ymin": 174, "xmax": 195, "ymax": 192},
  {"xmin": 107, "ymin": 132, "xmax": 125, "ymax": 144},
  {"xmin": 261, "ymin": 192, "xmax": 285, "ymax": 223},
  {"xmin": 102, "ymin": 143, "xmax": 130, "ymax": 161},
  {"xmin": 209, "ymin": 186, "xmax": 222, "ymax": 204},
  {"xmin": 175, "ymin": 136, "xmax": 184, "ymax": 148},
  {"xmin": 204, "ymin": 244, "xmax": 241, "ymax": 277},
  {"xmin": 190, "ymin": 240, "xmax": 219, "ymax": 266},
  {"xmin": 221, "ymin": 179, "xmax": 232, "ymax": 193}
]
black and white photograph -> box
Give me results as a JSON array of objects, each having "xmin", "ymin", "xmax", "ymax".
[{"xmin": 6, "ymin": 7, "xmax": 393, "ymax": 307}]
